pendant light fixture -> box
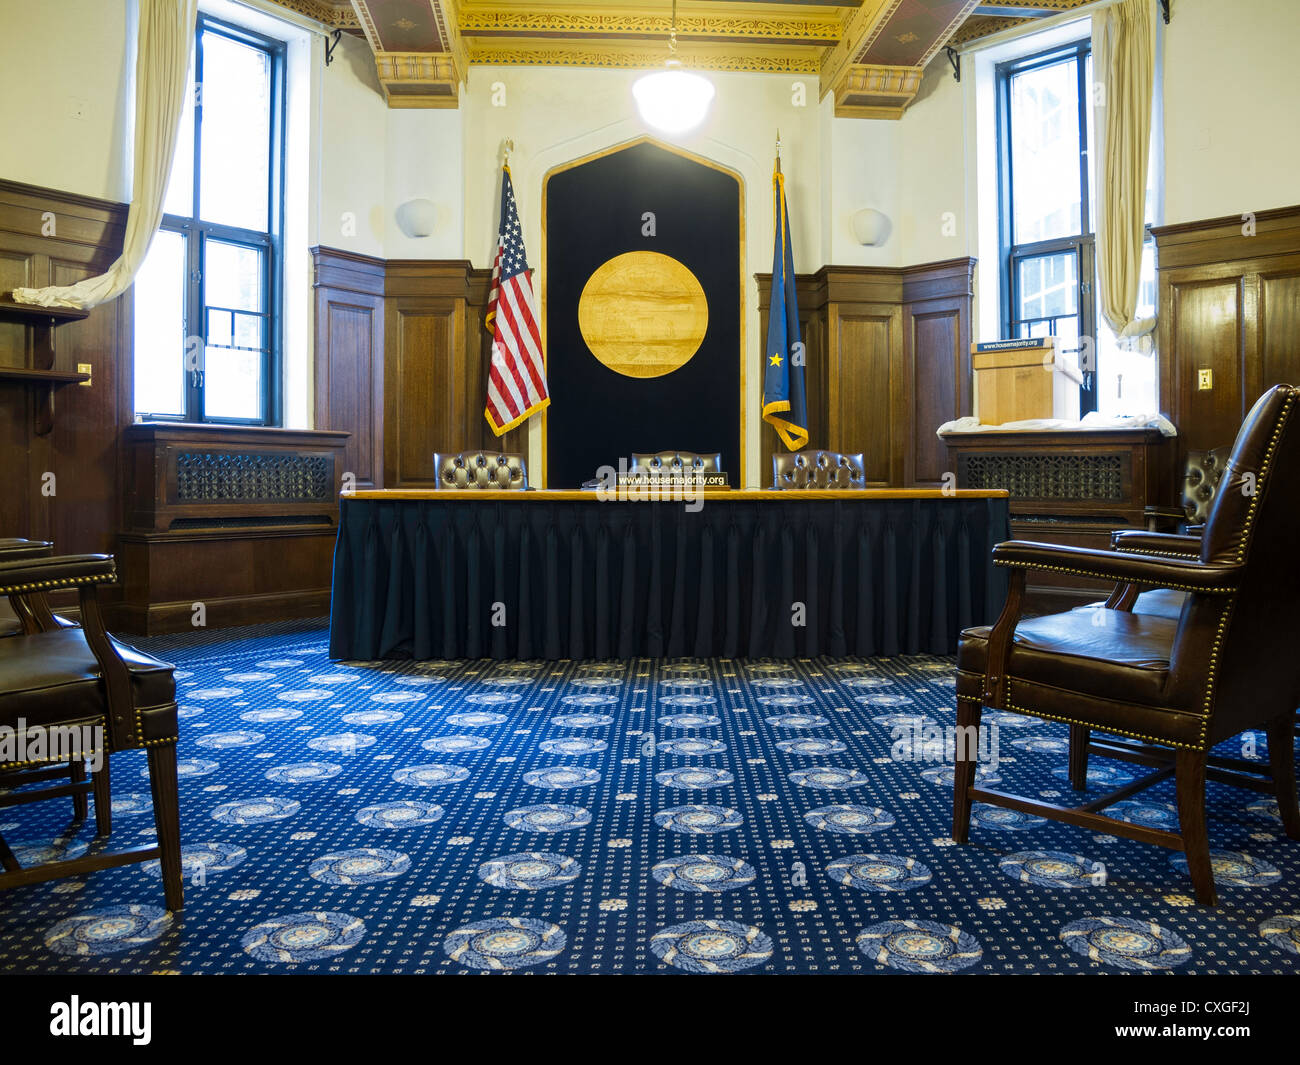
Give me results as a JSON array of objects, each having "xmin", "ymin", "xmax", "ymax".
[{"xmin": 632, "ymin": 0, "xmax": 715, "ymax": 134}]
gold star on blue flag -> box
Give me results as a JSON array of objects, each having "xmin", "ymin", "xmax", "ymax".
[{"xmin": 762, "ymin": 154, "xmax": 808, "ymax": 451}]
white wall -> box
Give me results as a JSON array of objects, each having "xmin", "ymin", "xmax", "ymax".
[
  {"xmin": 316, "ymin": 32, "xmax": 388, "ymax": 258},
  {"xmin": 1161, "ymin": 0, "xmax": 1300, "ymax": 224},
  {"xmin": 0, "ymin": 0, "xmax": 132, "ymax": 201},
  {"xmin": 822, "ymin": 97, "xmax": 901, "ymax": 266},
  {"xmin": 899, "ymin": 62, "xmax": 975, "ymax": 267},
  {"xmin": 383, "ymin": 108, "xmax": 464, "ymax": 260}
]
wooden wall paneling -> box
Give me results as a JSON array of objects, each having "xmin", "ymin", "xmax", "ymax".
[
  {"xmin": 1154, "ymin": 205, "xmax": 1300, "ymax": 465},
  {"xmin": 385, "ymin": 260, "xmax": 470, "ymax": 487},
  {"xmin": 828, "ymin": 306, "xmax": 900, "ymax": 487},
  {"xmin": 1163, "ymin": 273, "xmax": 1245, "ymax": 455},
  {"xmin": 1255, "ymin": 268, "xmax": 1300, "ymax": 400},
  {"xmin": 312, "ymin": 247, "xmax": 385, "ymax": 490},
  {"xmin": 905, "ymin": 303, "xmax": 962, "ymax": 485},
  {"xmin": 902, "ymin": 258, "xmax": 975, "ymax": 487},
  {"xmin": 754, "ymin": 258, "xmax": 974, "ymax": 488},
  {"xmin": 0, "ymin": 180, "xmax": 127, "ymax": 575}
]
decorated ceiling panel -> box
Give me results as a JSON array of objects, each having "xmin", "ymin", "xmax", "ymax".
[{"xmin": 266, "ymin": 0, "xmax": 1094, "ymax": 115}]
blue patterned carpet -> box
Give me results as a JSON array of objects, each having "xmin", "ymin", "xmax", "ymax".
[{"xmin": 1, "ymin": 620, "xmax": 1298, "ymax": 974}]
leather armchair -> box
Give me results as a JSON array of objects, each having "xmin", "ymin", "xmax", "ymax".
[
  {"xmin": 953, "ymin": 385, "xmax": 1300, "ymax": 905},
  {"xmin": 631, "ymin": 451, "xmax": 722, "ymax": 474},
  {"xmin": 772, "ymin": 450, "xmax": 866, "ymax": 490},
  {"xmin": 0, "ymin": 554, "xmax": 184, "ymax": 909},
  {"xmin": 0, "ymin": 539, "xmax": 89, "ymax": 817},
  {"xmin": 433, "ymin": 450, "xmax": 528, "ymax": 490}
]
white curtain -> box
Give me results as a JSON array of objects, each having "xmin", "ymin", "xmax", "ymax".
[
  {"xmin": 1092, "ymin": 0, "xmax": 1156, "ymax": 343},
  {"xmin": 13, "ymin": 0, "xmax": 198, "ymax": 309}
]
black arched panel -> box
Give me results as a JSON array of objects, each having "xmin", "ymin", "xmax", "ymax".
[{"xmin": 543, "ymin": 140, "xmax": 742, "ymax": 487}]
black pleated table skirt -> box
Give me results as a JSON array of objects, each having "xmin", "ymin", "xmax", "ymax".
[
  {"xmin": 327, "ymin": 491, "xmax": 1013, "ymax": 657},
  {"xmin": 327, "ymin": 491, "xmax": 1011, "ymax": 662}
]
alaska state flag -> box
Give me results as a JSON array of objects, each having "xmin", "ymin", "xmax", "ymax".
[{"xmin": 762, "ymin": 162, "xmax": 808, "ymax": 450}]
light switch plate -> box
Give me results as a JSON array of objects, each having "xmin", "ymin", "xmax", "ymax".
[{"xmin": 1197, "ymin": 368, "xmax": 1213, "ymax": 390}]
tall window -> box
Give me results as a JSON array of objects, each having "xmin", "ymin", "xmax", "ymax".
[
  {"xmin": 997, "ymin": 39, "xmax": 1156, "ymax": 415},
  {"xmin": 134, "ymin": 15, "xmax": 286, "ymax": 424}
]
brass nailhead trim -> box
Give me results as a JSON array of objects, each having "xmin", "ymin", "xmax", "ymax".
[
  {"xmin": 954, "ymin": 670, "xmax": 1208, "ymax": 752},
  {"xmin": 0, "ymin": 569, "xmax": 114, "ymax": 596},
  {"xmin": 1115, "ymin": 547, "xmax": 1200, "ymax": 560},
  {"xmin": 994, "ymin": 559, "xmax": 1234, "ymax": 595}
]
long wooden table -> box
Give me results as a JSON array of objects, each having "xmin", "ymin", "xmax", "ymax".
[{"xmin": 328, "ymin": 488, "xmax": 1011, "ymax": 661}]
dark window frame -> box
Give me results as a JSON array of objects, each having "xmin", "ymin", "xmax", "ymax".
[
  {"xmin": 996, "ymin": 38, "xmax": 1098, "ymax": 412},
  {"xmin": 137, "ymin": 13, "xmax": 286, "ymax": 426}
]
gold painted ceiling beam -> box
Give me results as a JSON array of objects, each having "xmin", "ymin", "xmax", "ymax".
[
  {"xmin": 468, "ymin": 37, "xmax": 821, "ymax": 75},
  {"xmin": 351, "ymin": 0, "xmax": 468, "ymax": 105},
  {"xmin": 456, "ymin": 4, "xmax": 844, "ymax": 45},
  {"xmin": 832, "ymin": 63, "xmax": 923, "ymax": 120},
  {"xmin": 819, "ymin": 0, "xmax": 896, "ymax": 94},
  {"xmin": 270, "ymin": 0, "xmax": 360, "ymax": 28},
  {"xmin": 822, "ymin": 0, "xmax": 984, "ymax": 119}
]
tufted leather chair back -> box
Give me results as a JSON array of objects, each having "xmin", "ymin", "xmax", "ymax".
[
  {"xmin": 433, "ymin": 451, "xmax": 528, "ymax": 490},
  {"xmin": 1181, "ymin": 446, "xmax": 1230, "ymax": 526},
  {"xmin": 772, "ymin": 450, "xmax": 867, "ymax": 490},
  {"xmin": 631, "ymin": 452, "xmax": 722, "ymax": 474}
]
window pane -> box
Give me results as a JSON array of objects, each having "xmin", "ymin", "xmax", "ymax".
[
  {"xmin": 163, "ymin": 50, "xmax": 197, "ymax": 218},
  {"xmin": 205, "ymin": 240, "xmax": 263, "ymax": 312},
  {"xmin": 203, "ymin": 239, "xmax": 265, "ymax": 420},
  {"xmin": 1084, "ymin": 52, "xmax": 1095, "ymax": 232},
  {"xmin": 1010, "ymin": 57, "xmax": 1082, "ymax": 243},
  {"xmin": 199, "ymin": 30, "xmax": 271, "ymax": 231},
  {"xmin": 133, "ymin": 230, "xmax": 187, "ymax": 417},
  {"xmin": 1016, "ymin": 251, "xmax": 1078, "ymax": 323},
  {"xmin": 204, "ymin": 345, "xmax": 263, "ymax": 420}
]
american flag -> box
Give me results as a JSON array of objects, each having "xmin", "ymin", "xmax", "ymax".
[{"xmin": 485, "ymin": 166, "xmax": 549, "ymax": 435}]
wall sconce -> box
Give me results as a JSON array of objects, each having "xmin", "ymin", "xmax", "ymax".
[
  {"xmin": 850, "ymin": 207, "xmax": 891, "ymax": 247},
  {"xmin": 395, "ymin": 198, "xmax": 438, "ymax": 238}
]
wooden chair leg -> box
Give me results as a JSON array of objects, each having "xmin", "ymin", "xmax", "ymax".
[
  {"xmin": 92, "ymin": 757, "xmax": 112, "ymax": 838},
  {"xmin": 1267, "ymin": 712, "xmax": 1300, "ymax": 840},
  {"xmin": 952, "ymin": 698, "xmax": 981, "ymax": 844},
  {"xmin": 146, "ymin": 743, "xmax": 185, "ymax": 911},
  {"xmin": 1175, "ymin": 748, "xmax": 1216, "ymax": 906},
  {"xmin": 1068, "ymin": 724, "xmax": 1090, "ymax": 791},
  {"xmin": 69, "ymin": 759, "xmax": 88, "ymax": 820}
]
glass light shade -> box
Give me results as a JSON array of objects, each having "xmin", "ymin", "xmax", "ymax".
[{"xmin": 632, "ymin": 67, "xmax": 715, "ymax": 134}]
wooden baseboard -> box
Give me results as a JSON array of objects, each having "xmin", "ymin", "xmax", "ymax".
[{"xmin": 111, "ymin": 589, "xmax": 331, "ymax": 636}]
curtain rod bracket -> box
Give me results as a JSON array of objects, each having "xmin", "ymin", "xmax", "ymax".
[
  {"xmin": 945, "ymin": 46, "xmax": 960, "ymax": 82},
  {"xmin": 1160, "ymin": 0, "xmax": 1171, "ymax": 24},
  {"xmin": 325, "ymin": 28, "xmax": 342, "ymax": 66}
]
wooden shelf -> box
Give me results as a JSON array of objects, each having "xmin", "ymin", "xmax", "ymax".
[
  {"xmin": 0, "ymin": 291, "xmax": 93, "ymax": 435},
  {"xmin": 0, "ymin": 366, "xmax": 90, "ymax": 385},
  {"xmin": 0, "ymin": 295, "xmax": 89, "ymax": 326}
]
